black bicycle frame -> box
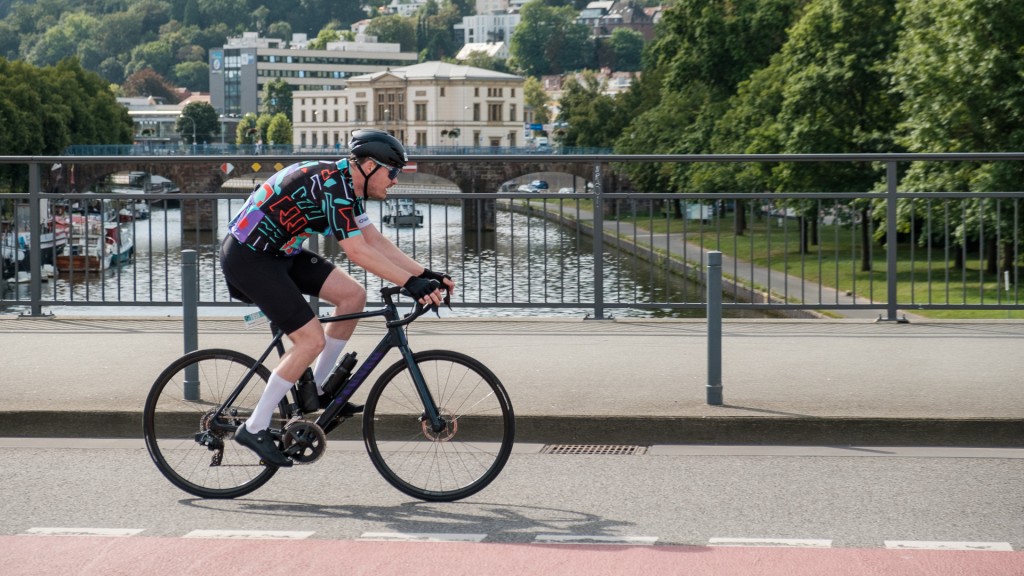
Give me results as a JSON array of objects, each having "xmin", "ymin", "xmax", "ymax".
[{"xmin": 210, "ymin": 288, "xmax": 444, "ymax": 435}]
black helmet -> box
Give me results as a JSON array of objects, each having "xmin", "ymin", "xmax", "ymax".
[{"xmin": 348, "ymin": 128, "xmax": 407, "ymax": 168}]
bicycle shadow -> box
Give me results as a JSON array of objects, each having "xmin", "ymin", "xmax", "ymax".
[{"xmin": 179, "ymin": 498, "xmax": 634, "ymax": 541}]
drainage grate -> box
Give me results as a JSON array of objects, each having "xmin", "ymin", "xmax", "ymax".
[{"xmin": 540, "ymin": 444, "xmax": 648, "ymax": 456}]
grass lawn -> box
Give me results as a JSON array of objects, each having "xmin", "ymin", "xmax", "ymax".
[{"xmin": 523, "ymin": 198, "xmax": 1024, "ymax": 319}]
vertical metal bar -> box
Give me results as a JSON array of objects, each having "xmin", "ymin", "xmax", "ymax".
[
  {"xmin": 182, "ymin": 249, "xmax": 200, "ymax": 400},
  {"xmin": 27, "ymin": 163, "xmax": 43, "ymax": 316},
  {"xmin": 885, "ymin": 161, "xmax": 899, "ymax": 321},
  {"xmin": 592, "ymin": 163, "xmax": 605, "ymax": 319},
  {"xmin": 706, "ymin": 251, "xmax": 723, "ymax": 405}
]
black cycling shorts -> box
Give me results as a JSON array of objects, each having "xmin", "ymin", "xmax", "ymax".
[{"xmin": 220, "ymin": 235, "xmax": 335, "ymax": 334}]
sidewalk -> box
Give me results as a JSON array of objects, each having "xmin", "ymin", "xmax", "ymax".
[{"xmin": 1, "ymin": 315, "xmax": 1021, "ymax": 446}]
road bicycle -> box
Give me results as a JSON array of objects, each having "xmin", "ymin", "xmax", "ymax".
[{"xmin": 143, "ymin": 284, "xmax": 515, "ymax": 502}]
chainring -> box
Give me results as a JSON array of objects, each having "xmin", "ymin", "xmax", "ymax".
[{"xmin": 282, "ymin": 421, "xmax": 327, "ymax": 464}]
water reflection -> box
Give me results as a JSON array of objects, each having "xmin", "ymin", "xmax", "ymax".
[{"xmin": 3, "ymin": 199, "xmax": 760, "ymax": 318}]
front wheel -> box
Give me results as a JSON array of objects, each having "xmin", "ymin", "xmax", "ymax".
[
  {"xmin": 143, "ymin": 348, "xmax": 289, "ymax": 499},
  {"xmin": 363, "ymin": 350, "xmax": 515, "ymax": 502}
]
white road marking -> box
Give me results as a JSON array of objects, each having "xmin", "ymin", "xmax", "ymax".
[
  {"xmin": 358, "ymin": 532, "xmax": 487, "ymax": 543},
  {"xmin": 534, "ymin": 535, "xmax": 659, "ymax": 545},
  {"xmin": 885, "ymin": 541, "xmax": 1014, "ymax": 551},
  {"xmin": 23, "ymin": 527, "xmax": 144, "ymax": 537},
  {"xmin": 709, "ymin": 538, "xmax": 833, "ymax": 548},
  {"xmin": 182, "ymin": 530, "xmax": 315, "ymax": 540}
]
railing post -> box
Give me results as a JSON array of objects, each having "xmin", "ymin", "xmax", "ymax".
[
  {"xmin": 706, "ymin": 251, "xmax": 723, "ymax": 405},
  {"xmin": 885, "ymin": 161, "xmax": 901, "ymax": 322},
  {"xmin": 182, "ymin": 250, "xmax": 200, "ymax": 400},
  {"xmin": 27, "ymin": 163, "xmax": 43, "ymax": 317},
  {"xmin": 591, "ymin": 162, "xmax": 605, "ymax": 319}
]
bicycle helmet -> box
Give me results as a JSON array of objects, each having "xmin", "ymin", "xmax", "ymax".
[{"xmin": 348, "ymin": 128, "xmax": 407, "ymax": 168}]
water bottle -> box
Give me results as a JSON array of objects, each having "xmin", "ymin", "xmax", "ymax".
[
  {"xmin": 321, "ymin": 352, "xmax": 358, "ymax": 399},
  {"xmin": 294, "ymin": 367, "xmax": 319, "ymax": 412}
]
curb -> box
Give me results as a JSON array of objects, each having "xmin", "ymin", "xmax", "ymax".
[{"xmin": 3, "ymin": 412, "xmax": 1021, "ymax": 448}]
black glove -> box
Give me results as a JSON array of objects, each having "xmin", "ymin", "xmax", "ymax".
[
  {"xmin": 417, "ymin": 269, "xmax": 452, "ymax": 312},
  {"xmin": 418, "ymin": 268, "xmax": 452, "ymax": 285},
  {"xmin": 403, "ymin": 276, "xmax": 437, "ymax": 301}
]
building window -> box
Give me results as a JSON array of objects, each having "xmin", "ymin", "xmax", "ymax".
[
  {"xmin": 488, "ymin": 103, "xmax": 502, "ymax": 122},
  {"xmin": 355, "ymin": 104, "xmax": 367, "ymax": 122},
  {"xmin": 473, "ymin": 103, "xmax": 480, "ymax": 121},
  {"xmin": 415, "ymin": 103, "xmax": 427, "ymax": 121},
  {"xmin": 440, "ymin": 87, "xmax": 445, "ymax": 97},
  {"xmin": 510, "ymin": 104, "xmax": 517, "ymax": 122},
  {"xmin": 416, "ymin": 131, "xmax": 427, "ymax": 147}
]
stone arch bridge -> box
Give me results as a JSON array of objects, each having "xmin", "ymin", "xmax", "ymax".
[{"xmin": 48, "ymin": 155, "xmax": 626, "ymax": 231}]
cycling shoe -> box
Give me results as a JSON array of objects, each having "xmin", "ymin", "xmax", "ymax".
[{"xmin": 235, "ymin": 424, "xmax": 292, "ymax": 468}]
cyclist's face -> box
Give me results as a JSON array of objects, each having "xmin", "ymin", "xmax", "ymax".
[{"xmin": 353, "ymin": 158, "xmax": 397, "ymax": 199}]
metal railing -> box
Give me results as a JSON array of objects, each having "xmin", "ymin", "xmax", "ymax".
[{"xmin": 2, "ymin": 153, "xmax": 1023, "ymax": 319}]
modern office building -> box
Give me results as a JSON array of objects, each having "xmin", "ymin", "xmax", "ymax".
[
  {"xmin": 292, "ymin": 61, "xmax": 525, "ymax": 150},
  {"xmin": 208, "ymin": 32, "xmax": 419, "ymax": 117}
]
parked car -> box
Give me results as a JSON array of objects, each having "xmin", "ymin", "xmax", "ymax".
[
  {"xmin": 530, "ymin": 180, "xmax": 549, "ymax": 190},
  {"xmin": 517, "ymin": 184, "xmax": 536, "ymax": 194},
  {"xmin": 558, "ymin": 187, "xmax": 576, "ymax": 194}
]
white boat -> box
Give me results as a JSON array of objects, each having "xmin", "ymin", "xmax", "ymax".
[
  {"xmin": 1, "ymin": 200, "xmax": 69, "ymax": 267},
  {"xmin": 381, "ymin": 198, "xmax": 424, "ymax": 228}
]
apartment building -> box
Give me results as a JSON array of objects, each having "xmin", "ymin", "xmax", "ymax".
[
  {"xmin": 292, "ymin": 61, "xmax": 525, "ymax": 150},
  {"xmin": 209, "ymin": 32, "xmax": 418, "ymax": 117}
]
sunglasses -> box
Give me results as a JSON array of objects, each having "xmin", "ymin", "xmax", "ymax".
[{"xmin": 369, "ymin": 158, "xmax": 402, "ymax": 180}]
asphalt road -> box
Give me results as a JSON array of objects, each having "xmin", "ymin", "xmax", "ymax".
[{"xmin": 2, "ymin": 438, "xmax": 1022, "ymax": 550}]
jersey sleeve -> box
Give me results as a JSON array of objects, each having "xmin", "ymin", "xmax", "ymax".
[{"xmin": 329, "ymin": 195, "xmax": 366, "ymax": 240}]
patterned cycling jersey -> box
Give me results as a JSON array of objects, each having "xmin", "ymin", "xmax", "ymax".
[{"xmin": 228, "ymin": 159, "xmax": 367, "ymax": 256}]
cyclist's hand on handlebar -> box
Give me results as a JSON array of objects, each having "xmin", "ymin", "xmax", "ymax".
[
  {"xmin": 418, "ymin": 268, "xmax": 455, "ymax": 296},
  {"xmin": 403, "ymin": 276, "xmax": 443, "ymax": 308}
]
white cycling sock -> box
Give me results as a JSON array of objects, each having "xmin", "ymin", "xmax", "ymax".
[
  {"xmin": 313, "ymin": 336, "xmax": 348, "ymax": 394},
  {"xmin": 245, "ymin": 372, "xmax": 294, "ymax": 433}
]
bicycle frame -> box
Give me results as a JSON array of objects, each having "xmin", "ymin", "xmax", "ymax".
[{"xmin": 207, "ymin": 287, "xmax": 443, "ymax": 436}]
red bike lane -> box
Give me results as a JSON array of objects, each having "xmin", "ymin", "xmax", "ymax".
[{"xmin": 4, "ymin": 536, "xmax": 1022, "ymax": 576}]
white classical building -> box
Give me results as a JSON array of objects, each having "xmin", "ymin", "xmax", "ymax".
[{"xmin": 292, "ymin": 61, "xmax": 525, "ymax": 150}]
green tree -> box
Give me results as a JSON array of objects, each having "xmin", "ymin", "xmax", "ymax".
[
  {"xmin": 174, "ymin": 61, "xmax": 209, "ymax": 91},
  {"xmin": 307, "ymin": 27, "xmax": 341, "ymax": 50},
  {"xmin": 236, "ymin": 112, "xmax": 260, "ymax": 144},
  {"xmin": 366, "ymin": 15, "xmax": 417, "ymax": 52},
  {"xmin": 510, "ymin": 1, "xmax": 593, "ymax": 76},
  {"xmin": 261, "ymin": 78, "xmax": 293, "ymax": 117},
  {"xmin": 523, "ymin": 76, "xmax": 550, "ymax": 125},
  {"xmin": 890, "ymin": 0, "xmax": 1024, "ymax": 273},
  {"xmin": 556, "ymin": 71, "xmax": 627, "ymax": 148},
  {"xmin": 25, "ymin": 12, "xmax": 101, "ymax": 68},
  {"xmin": 266, "ymin": 112, "xmax": 293, "ymax": 145},
  {"xmin": 607, "ymin": 28, "xmax": 643, "ymax": 72},
  {"xmin": 178, "ymin": 100, "xmax": 219, "ymax": 144}
]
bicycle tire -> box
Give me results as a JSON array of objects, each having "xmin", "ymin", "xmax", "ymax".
[
  {"xmin": 143, "ymin": 348, "xmax": 288, "ymax": 499},
  {"xmin": 363, "ymin": 350, "xmax": 515, "ymax": 502}
]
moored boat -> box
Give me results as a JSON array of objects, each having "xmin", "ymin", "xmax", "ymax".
[{"xmin": 381, "ymin": 198, "xmax": 424, "ymax": 227}]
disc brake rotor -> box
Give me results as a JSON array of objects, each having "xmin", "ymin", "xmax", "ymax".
[{"xmin": 420, "ymin": 410, "xmax": 457, "ymax": 442}]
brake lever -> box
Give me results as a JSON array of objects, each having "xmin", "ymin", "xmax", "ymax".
[{"xmin": 430, "ymin": 290, "xmax": 452, "ymax": 317}]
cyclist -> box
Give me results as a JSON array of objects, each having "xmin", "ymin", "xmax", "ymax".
[{"xmin": 220, "ymin": 128, "xmax": 455, "ymax": 467}]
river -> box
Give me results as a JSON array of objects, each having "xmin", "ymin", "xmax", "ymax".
[{"xmin": 3, "ymin": 199, "xmax": 762, "ymax": 318}]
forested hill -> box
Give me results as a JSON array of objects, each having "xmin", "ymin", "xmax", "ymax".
[{"xmin": 0, "ymin": 0, "xmax": 479, "ymax": 92}]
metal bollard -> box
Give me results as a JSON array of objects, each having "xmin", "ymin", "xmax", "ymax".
[
  {"xmin": 182, "ymin": 250, "xmax": 200, "ymax": 400},
  {"xmin": 706, "ymin": 251, "xmax": 723, "ymax": 405}
]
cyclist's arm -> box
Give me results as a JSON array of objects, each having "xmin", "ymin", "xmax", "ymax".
[
  {"xmin": 357, "ymin": 222, "xmax": 426, "ymax": 278},
  {"xmin": 337, "ymin": 231, "xmax": 422, "ymax": 286}
]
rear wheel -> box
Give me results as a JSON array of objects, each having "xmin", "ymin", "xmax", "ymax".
[
  {"xmin": 143, "ymin": 349, "xmax": 289, "ymax": 499},
  {"xmin": 363, "ymin": 350, "xmax": 514, "ymax": 502}
]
